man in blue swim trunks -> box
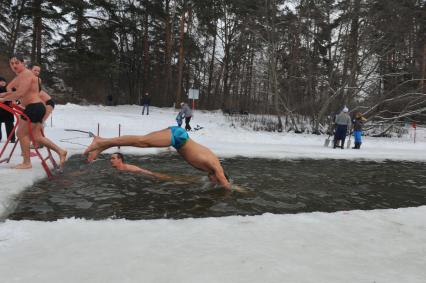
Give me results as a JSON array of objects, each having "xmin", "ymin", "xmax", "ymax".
[{"xmin": 84, "ymin": 126, "xmax": 231, "ymax": 189}]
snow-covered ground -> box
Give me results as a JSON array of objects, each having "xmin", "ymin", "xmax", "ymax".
[{"xmin": 0, "ymin": 104, "xmax": 425, "ymax": 283}]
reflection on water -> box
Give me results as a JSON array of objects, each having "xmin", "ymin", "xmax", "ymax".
[{"xmin": 8, "ymin": 154, "xmax": 426, "ymax": 220}]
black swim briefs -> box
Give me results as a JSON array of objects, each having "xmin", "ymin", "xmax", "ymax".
[
  {"xmin": 21, "ymin": 102, "xmax": 46, "ymax": 123},
  {"xmin": 45, "ymin": 99, "xmax": 55, "ymax": 109}
]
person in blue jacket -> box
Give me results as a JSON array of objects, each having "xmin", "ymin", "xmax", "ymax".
[{"xmin": 352, "ymin": 112, "xmax": 367, "ymax": 149}]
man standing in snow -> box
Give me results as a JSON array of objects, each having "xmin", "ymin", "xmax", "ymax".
[
  {"xmin": 178, "ymin": 102, "xmax": 193, "ymax": 131},
  {"xmin": 141, "ymin": 92, "xmax": 151, "ymax": 115},
  {"xmin": 0, "ymin": 56, "xmax": 67, "ymax": 169},
  {"xmin": 333, "ymin": 106, "xmax": 352, "ymax": 149}
]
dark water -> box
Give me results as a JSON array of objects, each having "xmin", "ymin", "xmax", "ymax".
[{"xmin": 7, "ymin": 154, "xmax": 426, "ymax": 221}]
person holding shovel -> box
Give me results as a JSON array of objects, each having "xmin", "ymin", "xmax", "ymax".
[{"xmin": 333, "ymin": 106, "xmax": 352, "ymax": 149}]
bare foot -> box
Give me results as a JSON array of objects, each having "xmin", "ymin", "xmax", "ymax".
[
  {"xmin": 83, "ymin": 136, "xmax": 108, "ymax": 162},
  {"xmin": 13, "ymin": 163, "xmax": 32, "ymax": 169},
  {"xmin": 59, "ymin": 150, "xmax": 68, "ymax": 167}
]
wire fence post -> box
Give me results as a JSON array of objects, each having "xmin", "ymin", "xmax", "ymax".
[
  {"xmin": 118, "ymin": 124, "xmax": 121, "ymax": 149},
  {"xmin": 97, "ymin": 123, "xmax": 100, "ymax": 136},
  {"xmin": 412, "ymin": 121, "xmax": 416, "ymax": 144}
]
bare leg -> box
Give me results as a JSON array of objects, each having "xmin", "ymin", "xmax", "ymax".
[
  {"xmin": 42, "ymin": 105, "xmax": 53, "ymax": 123},
  {"xmin": 32, "ymin": 123, "xmax": 67, "ymax": 167},
  {"xmin": 14, "ymin": 119, "xmax": 32, "ymax": 169},
  {"xmin": 84, "ymin": 128, "xmax": 172, "ymax": 161}
]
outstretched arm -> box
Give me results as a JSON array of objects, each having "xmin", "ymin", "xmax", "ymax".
[
  {"xmin": 215, "ymin": 171, "xmax": 231, "ymax": 190},
  {"xmin": 123, "ymin": 164, "xmax": 173, "ymax": 180}
]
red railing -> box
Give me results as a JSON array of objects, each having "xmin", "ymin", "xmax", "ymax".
[{"xmin": 0, "ymin": 102, "xmax": 58, "ymax": 179}]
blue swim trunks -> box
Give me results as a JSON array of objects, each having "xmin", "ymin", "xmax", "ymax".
[{"xmin": 169, "ymin": 126, "xmax": 189, "ymax": 150}]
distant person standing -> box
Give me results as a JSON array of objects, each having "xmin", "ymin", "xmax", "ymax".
[
  {"xmin": 141, "ymin": 92, "xmax": 151, "ymax": 115},
  {"xmin": 179, "ymin": 102, "xmax": 193, "ymax": 131},
  {"xmin": 106, "ymin": 94, "xmax": 113, "ymax": 106},
  {"xmin": 333, "ymin": 106, "xmax": 351, "ymax": 149},
  {"xmin": 352, "ymin": 112, "xmax": 367, "ymax": 149},
  {"xmin": 0, "ymin": 76, "xmax": 16, "ymax": 143},
  {"xmin": 176, "ymin": 112, "xmax": 183, "ymax": 127},
  {"xmin": 30, "ymin": 64, "xmax": 55, "ymax": 123}
]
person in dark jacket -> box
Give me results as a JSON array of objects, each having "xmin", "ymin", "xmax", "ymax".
[
  {"xmin": 141, "ymin": 92, "xmax": 151, "ymax": 115},
  {"xmin": 178, "ymin": 102, "xmax": 193, "ymax": 131},
  {"xmin": 333, "ymin": 106, "xmax": 351, "ymax": 149},
  {"xmin": 352, "ymin": 112, "xmax": 367, "ymax": 149},
  {"xmin": 0, "ymin": 76, "xmax": 16, "ymax": 143}
]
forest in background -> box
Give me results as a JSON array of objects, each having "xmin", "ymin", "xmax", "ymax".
[{"xmin": 0, "ymin": 0, "xmax": 425, "ymax": 133}]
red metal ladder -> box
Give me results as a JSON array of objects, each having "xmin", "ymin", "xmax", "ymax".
[{"xmin": 0, "ymin": 102, "xmax": 58, "ymax": 179}]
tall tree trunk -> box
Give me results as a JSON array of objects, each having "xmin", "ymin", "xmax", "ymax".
[
  {"xmin": 175, "ymin": 2, "xmax": 186, "ymax": 107},
  {"xmin": 207, "ymin": 20, "xmax": 217, "ymax": 108},
  {"xmin": 143, "ymin": 13, "xmax": 149, "ymax": 95},
  {"xmin": 164, "ymin": 0, "xmax": 173, "ymax": 105},
  {"xmin": 31, "ymin": 0, "xmax": 41, "ymax": 63},
  {"xmin": 9, "ymin": 0, "xmax": 27, "ymax": 55},
  {"xmin": 421, "ymin": 43, "xmax": 426, "ymax": 93},
  {"xmin": 266, "ymin": 0, "xmax": 283, "ymax": 132},
  {"xmin": 36, "ymin": 12, "xmax": 42, "ymax": 63},
  {"xmin": 345, "ymin": 0, "xmax": 361, "ymax": 104},
  {"xmin": 75, "ymin": 6, "xmax": 84, "ymax": 53}
]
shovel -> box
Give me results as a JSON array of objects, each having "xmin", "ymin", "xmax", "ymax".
[
  {"xmin": 324, "ymin": 135, "xmax": 332, "ymax": 147},
  {"xmin": 346, "ymin": 133, "xmax": 352, "ymax": 149}
]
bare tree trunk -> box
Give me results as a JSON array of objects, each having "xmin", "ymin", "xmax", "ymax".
[
  {"xmin": 207, "ymin": 20, "xmax": 217, "ymax": 108},
  {"xmin": 36, "ymin": 12, "xmax": 42, "ymax": 63},
  {"xmin": 31, "ymin": 0, "xmax": 42, "ymax": 63},
  {"xmin": 266, "ymin": 0, "xmax": 283, "ymax": 131},
  {"xmin": 8, "ymin": 0, "xmax": 27, "ymax": 55},
  {"xmin": 164, "ymin": 0, "xmax": 173, "ymax": 105},
  {"xmin": 345, "ymin": 0, "xmax": 361, "ymax": 104},
  {"xmin": 421, "ymin": 43, "xmax": 426, "ymax": 93},
  {"xmin": 75, "ymin": 5, "xmax": 84, "ymax": 52},
  {"xmin": 175, "ymin": 2, "xmax": 186, "ymax": 107},
  {"xmin": 143, "ymin": 13, "xmax": 149, "ymax": 94}
]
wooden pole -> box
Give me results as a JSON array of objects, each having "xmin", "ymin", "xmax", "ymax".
[{"xmin": 118, "ymin": 124, "xmax": 121, "ymax": 149}]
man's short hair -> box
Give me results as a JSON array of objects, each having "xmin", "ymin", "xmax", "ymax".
[
  {"xmin": 113, "ymin": 152, "xmax": 125, "ymax": 162},
  {"xmin": 0, "ymin": 76, "xmax": 6, "ymax": 83},
  {"xmin": 9, "ymin": 55, "xmax": 25, "ymax": 62},
  {"xmin": 30, "ymin": 63, "xmax": 41, "ymax": 69}
]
